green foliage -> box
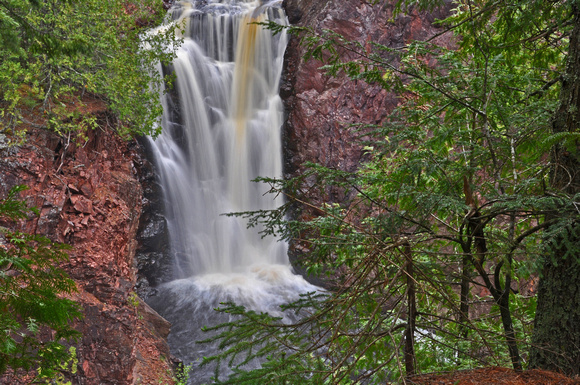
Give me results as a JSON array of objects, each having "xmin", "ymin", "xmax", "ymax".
[
  {"xmin": 0, "ymin": 0, "xmax": 180, "ymax": 140},
  {"xmin": 0, "ymin": 186, "xmax": 81, "ymax": 379},
  {"xmin": 38, "ymin": 346, "xmax": 78, "ymax": 385},
  {"xmin": 173, "ymin": 364, "xmax": 192, "ymax": 385},
  {"xmin": 156, "ymin": 363, "xmax": 192, "ymax": 385},
  {"xmin": 128, "ymin": 291, "xmax": 140, "ymax": 308},
  {"xmin": 200, "ymin": 0, "xmax": 580, "ymax": 383}
]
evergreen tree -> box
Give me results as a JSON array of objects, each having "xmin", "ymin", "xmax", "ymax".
[
  {"xmin": 0, "ymin": 186, "xmax": 82, "ymax": 379},
  {"xmin": 201, "ymin": 0, "xmax": 580, "ymax": 382},
  {"xmin": 529, "ymin": 2, "xmax": 580, "ymax": 376}
]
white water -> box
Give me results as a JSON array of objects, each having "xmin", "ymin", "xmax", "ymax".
[{"xmin": 146, "ymin": 1, "xmax": 318, "ymax": 381}]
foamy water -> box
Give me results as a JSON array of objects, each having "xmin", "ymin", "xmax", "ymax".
[{"xmin": 146, "ymin": 1, "xmax": 320, "ymax": 382}]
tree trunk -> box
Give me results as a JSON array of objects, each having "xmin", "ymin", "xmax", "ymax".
[
  {"xmin": 459, "ymin": 254, "xmax": 470, "ymax": 339},
  {"xmin": 496, "ymin": 270, "xmax": 522, "ymax": 372},
  {"xmin": 529, "ymin": 4, "xmax": 580, "ymax": 376},
  {"xmin": 467, "ymin": 207, "xmax": 522, "ymax": 371},
  {"xmin": 403, "ymin": 243, "xmax": 416, "ymax": 377},
  {"xmin": 529, "ymin": 256, "xmax": 580, "ymax": 374}
]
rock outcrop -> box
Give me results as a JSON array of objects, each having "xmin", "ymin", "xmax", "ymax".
[
  {"xmin": 282, "ymin": 0, "xmax": 452, "ymax": 196},
  {"xmin": 133, "ymin": 139, "xmax": 173, "ymax": 300},
  {"xmin": 0, "ymin": 99, "xmax": 174, "ymax": 384},
  {"xmin": 281, "ymin": 0, "xmax": 452, "ymax": 280}
]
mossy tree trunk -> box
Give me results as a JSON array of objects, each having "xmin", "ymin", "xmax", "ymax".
[
  {"xmin": 403, "ymin": 243, "xmax": 416, "ymax": 376},
  {"xmin": 529, "ymin": 3, "xmax": 580, "ymax": 376},
  {"xmin": 530, "ymin": 258, "xmax": 580, "ymax": 374}
]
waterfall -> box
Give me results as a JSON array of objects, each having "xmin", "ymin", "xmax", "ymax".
[{"xmin": 145, "ymin": 1, "xmax": 318, "ymax": 382}]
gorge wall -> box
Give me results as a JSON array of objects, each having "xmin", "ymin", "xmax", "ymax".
[
  {"xmin": 282, "ymin": 0, "xmax": 452, "ymax": 194},
  {"xmin": 280, "ymin": 0, "xmax": 452, "ymax": 277},
  {"xmin": 0, "ymin": 99, "xmax": 174, "ymax": 385}
]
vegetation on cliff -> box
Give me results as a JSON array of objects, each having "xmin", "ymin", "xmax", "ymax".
[
  {"xmin": 202, "ymin": 0, "xmax": 580, "ymax": 383},
  {"xmin": 0, "ymin": 186, "xmax": 81, "ymax": 379},
  {"xmin": 0, "ymin": 0, "xmax": 178, "ymax": 140}
]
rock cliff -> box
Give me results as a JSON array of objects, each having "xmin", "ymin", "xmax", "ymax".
[
  {"xmin": 280, "ymin": 0, "xmax": 452, "ymax": 280},
  {"xmin": 0, "ymin": 98, "xmax": 174, "ymax": 384},
  {"xmin": 282, "ymin": 0, "xmax": 451, "ymax": 192},
  {"xmin": 133, "ymin": 139, "xmax": 173, "ymax": 300}
]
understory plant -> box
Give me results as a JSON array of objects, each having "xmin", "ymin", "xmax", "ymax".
[{"xmin": 0, "ymin": 186, "xmax": 81, "ymax": 379}]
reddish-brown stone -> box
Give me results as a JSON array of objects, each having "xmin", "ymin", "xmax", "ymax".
[
  {"xmin": 0, "ymin": 105, "xmax": 174, "ymax": 384},
  {"xmin": 282, "ymin": 0, "xmax": 452, "ymax": 197},
  {"xmin": 281, "ymin": 0, "xmax": 453, "ymax": 281},
  {"xmin": 408, "ymin": 366, "xmax": 580, "ymax": 385}
]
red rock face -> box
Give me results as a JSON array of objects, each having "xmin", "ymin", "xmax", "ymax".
[
  {"xmin": 0, "ymin": 111, "xmax": 173, "ymax": 384},
  {"xmin": 281, "ymin": 0, "xmax": 453, "ymax": 282},
  {"xmin": 282, "ymin": 0, "xmax": 452, "ymax": 199}
]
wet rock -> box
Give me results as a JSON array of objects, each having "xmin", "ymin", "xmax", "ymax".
[
  {"xmin": 138, "ymin": 297, "xmax": 172, "ymax": 341},
  {"xmin": 132, "ymin": 138, "xmax": 173, "ymax": 300}
]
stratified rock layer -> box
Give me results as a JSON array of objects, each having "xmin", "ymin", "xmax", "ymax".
[{"xmin": 0, "ymin": 100, "xmax": 174, "ymax": 384}]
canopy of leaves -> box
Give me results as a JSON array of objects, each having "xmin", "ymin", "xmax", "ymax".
[
  {"xmin": 0, "ymin": 186, "xmax": 82, "ymax": 379},
  {"xmin": 0, "ymin": 0, "xmax": 179, "ymax": 140}
]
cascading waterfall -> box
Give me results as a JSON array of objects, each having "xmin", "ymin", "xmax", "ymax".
[{"xmin": 145, "ymin": 0, "xmax": 318, "ymax": 382}]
